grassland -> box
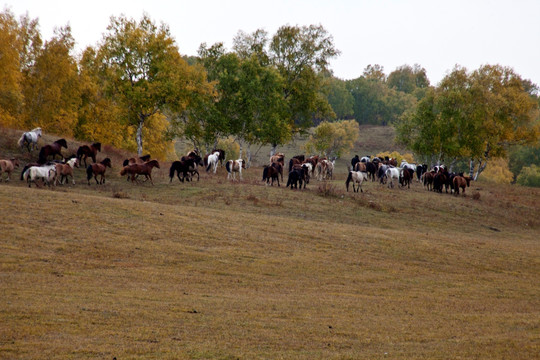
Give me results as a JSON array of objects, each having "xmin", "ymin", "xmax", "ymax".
[{"xmin": 1, "ymin": 126, "xmax": 539, "ymax": 359}]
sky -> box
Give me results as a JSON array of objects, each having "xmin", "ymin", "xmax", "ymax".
[{"xmin": 3, "ymin": 0, "xmax": 540, "ymax": 86}]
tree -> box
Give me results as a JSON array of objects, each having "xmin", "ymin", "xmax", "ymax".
[
  {"xmin": 387, "ymin": 64, "xmax": 430, "ymax": 100},
  {"xmin": 397, "ymin": 65, "xmax": 540, "ymax": 179},
  {"xmin": 0, "ymin": 9, "xmax": 22, "ymax": 127},
  {"xmin": 324, "ymin": 76, "xmax": 354, "ymax": 119},
  {"xmin": 305, "ymin": 120, "xmax": 359, "ymax": 158},
  {"xmin": 95, "ymin": 14, "xmax": 210, "ymax": 156}
]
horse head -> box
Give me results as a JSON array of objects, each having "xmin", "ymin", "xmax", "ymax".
[{"xmin": 102, "ymin": 158, "xmax": 112, "ymax": 168}]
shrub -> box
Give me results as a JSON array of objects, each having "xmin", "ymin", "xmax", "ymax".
[{"xmin": 516, "ymin": 165, "xmax": 540, "ymax": 187}]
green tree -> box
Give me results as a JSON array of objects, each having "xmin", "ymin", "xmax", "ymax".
[
  {"xmin": 0, "ymin": 9, "xmax": 22, "ymax": 127},
  {"xmin": 95, "ymin": 14, "xmax": 209, "ymax": 156},
  {"xmin": 305, "ymin": 120, "xmax": 359, "ymax": 158},
  {"xmin": 508, "ymin": 143, "xmax": 540, "ymax": 181},
  {"xmin": 324, "ymin": 76, "xmax": 354, "ymax": 119},
  {"xmin": 516, "ymin": 164, "xmax": 540, "ymax": 187}
]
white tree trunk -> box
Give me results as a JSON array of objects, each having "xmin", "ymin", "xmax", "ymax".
[
  {"xmin": 136, "ymin": 118, "xmax": 144, "ymax": 156},
  {"xmin": 270, "ymin": 144, "xmax": 277, "ymax": 157},
  {"xmin": 246, "ymin": 144, "xmax": 252, "ymax": 168}
]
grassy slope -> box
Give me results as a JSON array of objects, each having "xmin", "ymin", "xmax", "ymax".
[{"xmin": 1, "ymin": 127, "xmax": 539, "ymax": 359}]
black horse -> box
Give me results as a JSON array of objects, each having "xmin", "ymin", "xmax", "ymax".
[
  {"xmin": 286, "ymin": 165, "xmax": 308, "ymax": 190},
  {"xmin": 262, "ymin": 165, "xmax": 280, "ymax": 186},
  {"xmin": 169, "ymin": 158, "xmax": 198, "ymax": 183},
  {"xmin": 38, "ymin": 139, "xmax": 68, "ymax": 164}
]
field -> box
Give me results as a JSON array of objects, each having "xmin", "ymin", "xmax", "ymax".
[{"xmin": 1, "ymin": 127, "xmax": 539, "ymax": 359}]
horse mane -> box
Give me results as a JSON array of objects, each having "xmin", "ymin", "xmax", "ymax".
[
  {"xmin": 101, "ymin": 158, "xmax": 112, "ymax": 167},
  {"xmin": 92, "ymin": 142, "xmax": 102, "ymax": 151}
]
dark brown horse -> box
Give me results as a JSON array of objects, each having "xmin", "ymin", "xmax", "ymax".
[
  {"xmin": 38, "ymin": 139, "xmax": 68, "ymax": 164},
  {"xmin": 453, "ymin": 175, "xmax": 471, "ymax": 195},
  {"xmin": 169, "ymin": 158, "xmax": 198, "ymax": 183},
  {"xmin": 262, "ymin": 164, "xmax": 280, "ymax": 186},
  {"xmin": 122, "ymin": 154, "xmax": 151, "ymax": 167},
  {"xmin": 120, "ymin": 159, "xmax": 160, "ymax": 185},
  {"xmin": 86, "ymin": 158, "xmax": 112, "ymax": 185},
  {"xmin": 77, "ymin": 142, "xmax": 101, "ymax": 167}
]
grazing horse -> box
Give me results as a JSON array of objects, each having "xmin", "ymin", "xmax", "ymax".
[
  {"xmin": 121, "ymin": 159, "xmax": 160, "ymax": 185},
  {"xmin": 226, "ymin": 159, "xmax": 245, "ymax": 181},
  {"xmin": 17, "ymin": 127, "xmax": 42, "ymax": 152},
  {"xmin": 453, "ymin": 175, "xmax": 471, "ymax": 195},
  {"xmin": 345, "ymin": 170, "xmax": 369, "ymax": 193},
  {"xmin": 206, "ymin": 151, "xmax": 221, "ymax": 173},
  {"xmin": 169, "ymin": 158, "xmax": 198, "ymax": 183},
  {"xmin": 23, "ymin": 163, "xmax": 57, "ymax": 187},
  {"xmin": 54, "ymin": 157, "xmax": 79, "ymax": 185},
  {"xmin": 38, "ymin": 139, "xmax": 68, "ymax": 164},
  {"xmin": 76, "ymin": 142, "xmax": 101, "ymax": 167},
  {"xmin": 262, "ymin": 165, "xmax": 281, "ymax": 186},
  {"xmin": 86, "ymin": 158, "xmax": 112, "ymax": 185},
  {"xmin": 385, "ymin": 167, "xmax": 400, "ymax": 188},
  {"xmin": 0, "ymin": 158, "xmax": 20, "ymax": 182}
]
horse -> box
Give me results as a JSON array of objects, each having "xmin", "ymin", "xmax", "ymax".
[
  {"xmin": 416, "ymin": 164, "xmax": 428, "ymax": 182},
  {"xmin": 286, "ymin": 164, "xmax": 308, "ymax": 190},
  {"xmin": 345, "ymin": 170, "xmax": 369, "ymax": 193},
  {"xmin": 120, "ymin": 159, "xmax": 160, "ymax": 185},
  {"xmin": 422, "ymin": 171, "xmax": 435, "ymax": 191},
  {"xmin": 361, "ymin": 156, "xmax": 371, "ymax": 163},
  {"xmin": 17, "ymin": 127, "xmax": 42, "ymax": 152},
  {"xmin": 226, "ymin": 159, "xmax": 245, "ymax": 181},
  {"xmin": 365, "ymin": 161, "xmax": 378, "ymax": 181},
  {"xmin": 206, "ymin": 151, "xmax": 221, "ymax": 173},
  {"xmin": 122, "ymin": 154, "xmax": 151, "ymax": 167},
  {"xmin": 169, "ymin": 158, "xmax": 198, "ymax": 183},
  {"xmin": 54, "ymin": 157, "xmax": 79, "ymax": 185},
  {"xmin": 0, "ymin": 158, "xmax": 20, "ymax": 182},
  {"xmin": 262, "ymin": 164, "xmax": 280, "ymax": 186},
  {"xmin": 377, "ymin": 163, "xmax": 389, "ymax": 184},
  {"xmin": 211, "ymin": 148, "xmax": 226, "ymax": 166},
  {"xmin": 86, "ymin": 158, "xmax": 112, "ymax": 185},
  {"xmin": 399, "ymin": 168, "xmax": 414, "ymax": 189},
  {"xmin": 453, "ymin": 175, "xmax": 471, "ymax": 195},
  {"xmin": 180, "ymin": 153, "xmax": 203, "ymax": 181},
  {"xmin": 433, "ymin": 168, "xmax": 449, "ymax": 193},
  {"xmin": 76, "ymin": 142, "xmax": 101, "ymax": 167},
  {"xmin": 38, "ymin": 138, "xmax": 68, "ymax": 164},
  {"xmin": 23, "ymin": 163, "xmax": 57, "ymax": 188},
  {"xmin": 353, "ymin": 162, "xmax": 366, "ymax": 172},
  {"xmin": 351, "ymin": 155, "xmax": 360, "ymax": 169},
  {"xmin": 385, "ymin": 167, "xmax": 400, "ymax": 188}
]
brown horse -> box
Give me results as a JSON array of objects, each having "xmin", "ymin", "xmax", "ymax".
[
  {"xmin": 453, "ymin": 175, "xmax": 471, "ymax": 195},
  {"xmin": 77, "ymin": 142, "xmax": 101, "ymax": 167},
  {"xmin": 123, "ymin": 154, "xmax": 151, "ymax": 167},
  {"xmin": 86, "ymin": 158, "xmax": 112, "ymax": 185},
  {"xmin": 0, "ymin": 158, "xmax": 20, "ymax": 182},
  {"xmin": 120, "ymin": 159, "xmax": 160, "ymax": 185},
  {"xmin": 38, "ymin": 139, "xmax": 68, "ymax": 164},
  {"xmin": 54, "ymin": 157, "xmax": 79, "ymax": 185},
  {"xmin": 262, "ymin": 164, "xmax": 280, "ymax": 186}
]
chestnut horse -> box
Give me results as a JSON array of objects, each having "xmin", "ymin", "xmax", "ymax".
[
  {"xmin": 76, "ymin": 142, "xmax": 101, "ymax": 167},
  {"xmin": 120, "ymin": 159, "xmax": 160, "ymax": 185},
  {"xmin": 54, "ymin": 157, "xmax": 79, "ymax": 185},
  {"xmin": 453, "ymin": 175, "xmax": 471, "ymax": 195},
  {"xmin": 0, "ymin": 158, "xmax": 20, "ymax": 182},
  {"xmin": 86, "ymin": 158, "xmax": 112, "ymax": 185},
  {"xmin": 39, "ymin": 139, "xmax": 68, "ymax": 164}
]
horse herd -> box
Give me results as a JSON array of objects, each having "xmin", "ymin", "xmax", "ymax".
[{"xmin": 2, "ymin": 129, "xmax": 471, "ymax": 196}]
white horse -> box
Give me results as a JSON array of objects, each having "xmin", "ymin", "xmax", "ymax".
[
  {"xmin": 226, "ymin": 159, "xmax": 245, "ymax": 181},
  {"xmin": 17, "ymin": 127, "xmax": 42, "ymax": 152},
  {"xmin": 400, "ymin": 160, "xmax": 417, "ymax": 173},
  {"xmin": 386, "ymin": 167, "xmax": 400, "ymax": 188},
  {"xmin": 206, "ymin": 151, "xmax": 220, "ymax": 173},
  {"xmin": 23, "ymin": 164, "xmax": 57, "ymax": 187},
  {"xmin": 345, "ymin": 170, "xmax": 369, "ymax": 192}
]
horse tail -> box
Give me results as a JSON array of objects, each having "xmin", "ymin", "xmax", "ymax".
[
  {"xmin": 169, "ymin": 163, "xmax": 177, "ymax": 179},
  {"xmin": 225, "ymin": 161, "xmax": 231, "ymax": 174},
  {"xmin": 22, "ymin": 167, "xmax": 30, "ymax": 182},
  {"xmin": 17, "ymin": 133, "xmax": 26, "ymax": 148},
  {"xmin": 86, "ymin": 165, "xmax": 93, "ymax": 181},
  {"xmin": 345, "ymin": 171, "xmax": 352, "ymax": 191},
  {"xmin": 206, "ymin": 162, "xmax": 211, "ymax": 172}
]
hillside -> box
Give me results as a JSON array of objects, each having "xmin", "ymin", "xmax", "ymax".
[{"xmin": 1, "ymin": 126, "xmax": 539, "ymax": 359}]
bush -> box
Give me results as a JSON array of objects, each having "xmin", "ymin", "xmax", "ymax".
[{"xmin": 516, "ymin": 165, "xmax": 540, "ymax": 187}]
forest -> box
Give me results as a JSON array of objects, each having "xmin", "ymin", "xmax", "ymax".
[{"xmin": 1, "ymin": 9, "xmax": 539, "ymax": 184}]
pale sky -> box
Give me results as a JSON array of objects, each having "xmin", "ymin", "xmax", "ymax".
[{"xmin": 4, "ymin": 0, "xmax": 540, "ymax": 86}]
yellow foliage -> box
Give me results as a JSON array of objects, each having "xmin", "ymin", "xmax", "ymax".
[
  {"xmin": 481, "ymin": 158, "xmax": 513, "ymax": 184},
  {"xmin": 141, "ymin": 113, "xmax": 175, "ymax": 161},
  {"xmin": 375, "ymin": 151, "xmax": 415, "ymax": 165},
  {"xmin": 217, "ymin": 137, "xmax": 240, "ymax": 160},
  {"xmin": 305, "ymin": 120, "xmax": 359, "ymax": 157}
]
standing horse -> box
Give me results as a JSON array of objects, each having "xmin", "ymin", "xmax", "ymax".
[
  {"xmin": 86, "ymin": 158, "xmax": 112, "ymax": 185},
  {"xmin": 399, "ymin": 168, "xmax": 414, "ymax": 189},
  {"xmin": 345, "ymin": 170, "xmax": 369, "ymax": 193},
  {"xmin": 211, "ymin": 149, "xmax": 226, "ymax": 166},
  {"xmin": 76, "ymin": 142, "xmax": 101, "ymax": 167},
  {"xmin": 226, "ymin": 159, "xmax": 245, "ymax": 181},
  {"xmin": 169, "ymin": 158, "xmax": 197, "ymax": 183},
  {"xmin": 180, "ymin": 153, "xmax": 203, "ymax": 181},
  {"xmin": 17, "ymin": 127, "xmax": 42, "ymax": 152},
  {"xmin": 453, "ymin": 175, "xmax": 471, "ymax": 195},
  {"xmin": 0, "ymin": 158, "xmax": 20, "ymax": 182},
  {"xmin": 386, "ymin": 167, "xmax": 400, "ymax": 188},
  {"xmin": 54, "ymin": 157, "xmax": 79, "ymax": 185},
  {"xmin": 120, "ymin": 159, "xmax": 160, "ymax": 185},
  {"xmin": 38, "ymin": 139, "xmax": 68, "ymax": 164}
]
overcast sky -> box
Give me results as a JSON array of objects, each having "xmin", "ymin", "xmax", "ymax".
[{"xmin": 4, "ymin": 0, "xmax": 540, "ymax": 86}]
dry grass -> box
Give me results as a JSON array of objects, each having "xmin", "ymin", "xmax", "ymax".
[{"xmin": 1, "ymin": 128, "xmax": 539, "ymax": 359}]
